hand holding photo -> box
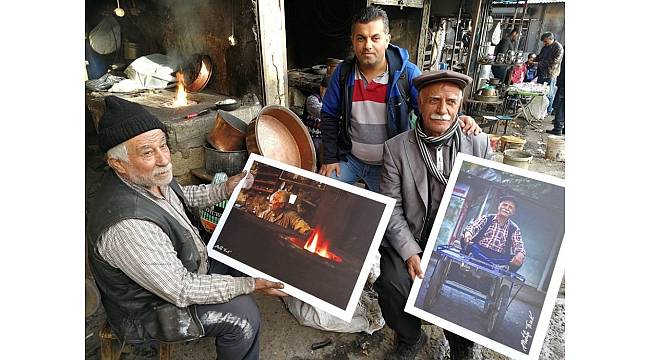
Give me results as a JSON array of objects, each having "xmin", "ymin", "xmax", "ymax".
[
  {"xmin": 404, "ymin": 153, "xmax": 566, "ymax": 360},
  {"xmin": 207, "ymin": 154, "xmax": 395, "ymax": 321}
]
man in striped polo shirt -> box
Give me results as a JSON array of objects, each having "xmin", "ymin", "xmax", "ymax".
[{"xmin": 319, "ymin": 6, "xmax": 479, "ymax": 192}]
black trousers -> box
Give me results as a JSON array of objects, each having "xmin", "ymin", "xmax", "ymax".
[
  {"xmin": 194, "ymin": 259, "xmax": 261, "ymax": 360},
  {"xmin": 374, "ymin": 245, "xmax": 473, "ymax": 357},
  {"xmin": 552, "ymin": 85, "xmax": 565, "ymax": 130}
]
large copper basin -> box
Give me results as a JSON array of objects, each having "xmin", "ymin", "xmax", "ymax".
[
  {"xmin": 207, "ymin": 110, "xmax": 248, "ymax": 151},
  {"xmin": 246, "ymin": 105, "xmax": 316, "ymax": 172}
]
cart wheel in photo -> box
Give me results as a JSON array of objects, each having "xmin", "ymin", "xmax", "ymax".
[
  {"xmin": 482, "ymin": 278, "xmax": 499, "ymax": 314},
  {"xmin": 486, "ymin": 284, "xmax": 511, "ymax": 335},
  {"xmin": 425, "ymin": 257, "xmax": 451, "ymax": 308}
]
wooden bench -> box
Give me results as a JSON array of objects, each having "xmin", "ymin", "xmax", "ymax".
[{"xmin": 99, "ymin": 323, "xmax": 174, "ymax": 360}]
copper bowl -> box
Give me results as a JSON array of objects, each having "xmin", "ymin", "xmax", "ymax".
[
  {"xmin": 246, "ymin": 105, "xmax": 316, "ymax": 172},
  {"xmin": 206, "ymin": 110, "xmax": 248, "ymax": 151}
]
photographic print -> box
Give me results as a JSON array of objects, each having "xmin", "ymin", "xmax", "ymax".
[
  {"xmin": 405, "ymin": 153, "xmax": 565, "ymax": 360},
  {"xmin": 207, "ymin": 154, "xmax": 395, "ymax": 321}
]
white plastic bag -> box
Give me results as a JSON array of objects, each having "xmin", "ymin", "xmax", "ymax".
[
  {"xmin": 124, "ymin": 54, "xmax": 181, "ymax": 89},
  {"xmin": 528, "ymin": 95, "xmax": 550, "ymax": 121},
  {"xmin": 282, "ymin": 286, "xmax": 385, "ymax": 334},
  {"xmin": 89, "ymin": 16, "xmax": 121, "ymax": 55}
]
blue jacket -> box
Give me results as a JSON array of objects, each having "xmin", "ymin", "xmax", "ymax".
[{"xmin": 320, "ymin": 44, "xmax": 421, "ymax": 164}]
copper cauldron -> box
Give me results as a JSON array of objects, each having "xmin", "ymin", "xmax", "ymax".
[
  {"xmin": 206, "ymin": 110, "xmax": 248, "ymax": 151},
  {"xmin": 246, "ymin": 105, "xmax": 316, "ymax": 172}
]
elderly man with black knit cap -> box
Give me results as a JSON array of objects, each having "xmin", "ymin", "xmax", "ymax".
[
  {"xmin": 375, "ymin": 70, "xmax": 493, "ymax": 360},
  {"xmin": 87, "ymin": 96, "xmax": 285, "ymax": 360}
]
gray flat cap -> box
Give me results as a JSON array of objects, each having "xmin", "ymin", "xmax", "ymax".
[{"xmin": 413, "ymin": 70, "xmax": 473, "ymax": 91}]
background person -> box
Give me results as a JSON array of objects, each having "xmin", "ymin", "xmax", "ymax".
[
  {"xmin": 301, "ymin": 76, "xmax": 330, "ymax": 168},
  {"xmin": 492, "ymin": 28, "xmax": 519, "ymax": 82},
  {"xmin": 535, "ymin": 32, "xmax": 564, "ymax": 114},
  {"xmin": 523, "ymin": 53, "xmax": 538, "ymax": 82}
]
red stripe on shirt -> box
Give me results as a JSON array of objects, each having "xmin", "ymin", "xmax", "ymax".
[{"xmin": 352, "ymin": 79, "xmax": 388, "ymax": 103}]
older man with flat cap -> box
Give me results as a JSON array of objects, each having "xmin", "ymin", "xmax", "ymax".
[
  {"xmin": 375, "ymin": 70, "xmax": 493, "ymax": 360},
  {"xmin": 87, "ymin": 96, "xmax": 285, "ymax": 360}
]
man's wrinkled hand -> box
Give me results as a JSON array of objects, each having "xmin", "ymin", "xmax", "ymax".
[
  {"xmin": 253, "ymin": 278, "xmax": 288, "ymax": 297},
  {"xmin": 405, "ymin": 255, "xmax": 423, "ymax": 281},
  {"xmin": 459, "ymin": 115, "xmax": 482, "ymax": 135},
  {"xmin": 319, "ymin": 163, "xmax": 340, "ymax": 177},
  {"xmin": 226, "ymin": 170, "xmax": 253, "ymax": 195},
  {"xmin": 510, "ymin": 252, "xmax": 525, "ymax": 267}
]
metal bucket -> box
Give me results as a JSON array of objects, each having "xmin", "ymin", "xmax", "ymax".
[
  {"xmin": 545, "ymin": 135, "xmax": 565, "ymax": 162},
  {"xmin": 503, "ymin": 150, "xmax": 533, "ymax": 170},
  {"xmin": 204, "ymin": 145, "xmax": 248, "ymax": 176},
  {"xmin": 124, "ymin": 42, "xmax": 140, "ymax": 60}
]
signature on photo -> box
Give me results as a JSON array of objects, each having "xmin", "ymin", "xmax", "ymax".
[{"xmin": 520, "ymin": 310, "xmax": 535, "ymax": 351}]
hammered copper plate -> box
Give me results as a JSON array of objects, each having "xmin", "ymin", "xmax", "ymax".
[
  {"xmin": 256, "ymin": 114, "xmax": 301, "ymax": 167},
  {"xmin": 246, "ymin": 106, "xmax": 316, "ymax": 171}
]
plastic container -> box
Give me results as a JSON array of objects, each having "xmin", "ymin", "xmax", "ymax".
[{"xmin": 499, "ymin": 135, "xmax": 526, "ymax": 151}]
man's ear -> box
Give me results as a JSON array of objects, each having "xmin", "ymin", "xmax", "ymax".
[
  {"xmin": 107, "ymin": 158, "xmax": 127, "ymax": 176},
  {"xmin": 386, "ymin": 33, "xmax": 391, "ymax": 44}
]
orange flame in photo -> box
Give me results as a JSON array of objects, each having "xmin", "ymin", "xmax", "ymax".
[
  {"xmin": 303, "ymin": 227, "xmax": 342, "ymax": 263},
  {"xmin": 172, "ymin": 72, "xmax": 188, "ymax": 107}
]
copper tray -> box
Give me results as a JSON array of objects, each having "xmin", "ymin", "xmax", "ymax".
[
  {"xmin": 207, "ymin": 110, "xmax": 248, "ymax": 151},
  {"xmin": 246, "ymin": 105, "xmax": 316, "ymax": 172}
]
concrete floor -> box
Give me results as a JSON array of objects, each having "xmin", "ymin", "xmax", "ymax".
[{"xmin": 85, "ymin": 113, "xmax": 565, "ymax": 360}]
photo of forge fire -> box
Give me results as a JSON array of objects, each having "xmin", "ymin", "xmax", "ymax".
[{"xmin": 213, "ymin": 161, "xmax": 387, "ymax": 309}]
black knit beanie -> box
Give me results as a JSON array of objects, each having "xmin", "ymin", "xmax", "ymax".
[{"xmin": 97, "ymin": 96, "xmax": 167, "ymax": 152}]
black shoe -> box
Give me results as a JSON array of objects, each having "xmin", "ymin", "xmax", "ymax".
[
  {"xmin": 546, "ymin": 128, "xmax": 562, "ymax": 135},
  {"xmin": 385, "ymin": 331, "xmax": 429, "ymax": 360}
]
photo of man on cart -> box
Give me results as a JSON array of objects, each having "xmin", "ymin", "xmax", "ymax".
[
  {"xmin": 405, "ymin": 156, "xmax": 565, "ymax": 360},
  {"xmin": 460, "ymin": 196, "xmax": 525, "ymax": 273}
]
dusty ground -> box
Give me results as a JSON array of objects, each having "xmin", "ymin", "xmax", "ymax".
[{"xmin": 85, "ymin": 113, "xmax": 565, "ymax": 359}]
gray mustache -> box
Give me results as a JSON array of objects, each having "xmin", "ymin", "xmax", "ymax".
[{"xmin": 153, "ymin": 163, "xmax": 172, "ymax": 176}]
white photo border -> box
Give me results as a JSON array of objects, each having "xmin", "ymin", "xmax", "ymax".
[
  {"xmin": 404, "ymin": 153, "xmax": 566, "ymax": 360},
  {"xmin": 207, "ymin": 153, "xmax": 396, "ymax": 322}
]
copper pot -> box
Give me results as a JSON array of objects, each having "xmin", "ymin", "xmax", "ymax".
[
  {"xmin": 182, "ymin": 54, "xmax": 213, "ymax": 92},
  {"xmin": 246, "ymin": 105, "xmax": 316, "ymax": 172},
  {"xmin": 206, "ymin": 110, "xmax": 248, "ymax": 151}
]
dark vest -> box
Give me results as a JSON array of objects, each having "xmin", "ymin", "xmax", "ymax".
[{"xmin": 87, "ymin": 171, "xmax": 206, "ymax": 343}]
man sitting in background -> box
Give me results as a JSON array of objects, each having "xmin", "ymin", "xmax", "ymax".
[{"xmin": 301, "ymin": 76, "xmax": 330, "ymax": 169}]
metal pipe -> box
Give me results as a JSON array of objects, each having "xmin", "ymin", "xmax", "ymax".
[
  {"xmin": 512, "ymin": 0, "xmax": 520, "ymax": 33},
  {"xmin": 516, "ymin": 0, "xmax": 530, "ymax": 51},
  {"xmin": 465, "ymin": 0, "xmax": 483, "ymax": 75},
  {"xmin": 470, "ymin": 1, "xmax": 492, "ymax": 91},
  {"xmin": 450, "ymin": 0, "xmax": 464, "ymax": 69}
]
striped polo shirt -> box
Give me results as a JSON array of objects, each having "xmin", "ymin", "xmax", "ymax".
[{"xmin": 350, "ymin": 64, "xmax": 389, "ymax": 165}]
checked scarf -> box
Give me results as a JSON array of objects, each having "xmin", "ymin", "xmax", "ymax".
[{"xmin": 414, "ymin": 116, "xmax": 462, "ymax": 186}]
